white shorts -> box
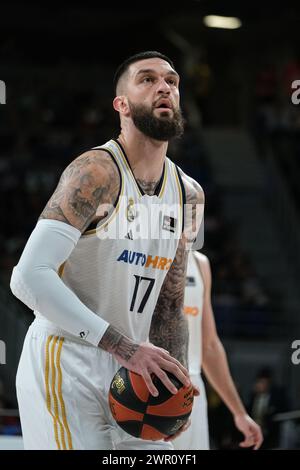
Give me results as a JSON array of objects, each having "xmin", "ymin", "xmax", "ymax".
[
  {"xmin": 16, "ymin": 318, "xmax": 173, "ymax": 451},
  {"xmin": 173, "ymin": 374, "xmax": 209, "ymax": 450}
]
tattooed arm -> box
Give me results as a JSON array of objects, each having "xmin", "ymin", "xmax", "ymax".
[
  {"xmin": 148, "ymin": 173, "xmax": 204, "ymax": 440},
  {"xmin": 149, "ymin": 237, "xmax": 189, "ymax": 366},
  {"xmin": 40, "ymin": 150, "xmax": 139, "ymax": 355},
  {"xmin": 39, "ymin": 150, "xmax": 120, "ymax": 231},
  {"xmin": 39, "ymin": 152, "xmax": 148, "ymax": 367},
  {"xmin": 11, "ymin": 149, "xmax": 125, "ymax": 345},
  {"xmin": 11, "ymin": 150, "xmax": 190, "ymax": 395},
  {"xmin": 149, "ymin": 173, "xmax": 204, "ymax": 368}
]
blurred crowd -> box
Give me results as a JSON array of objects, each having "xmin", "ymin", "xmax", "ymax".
[
  {"xmin": 170, "ymin": 126, "xmax": 273, "ymax": 338},
  {"xmin": 206, "ymin": 366, "xmax": 298, "ymax": 449},
  {"xmin": 0, "ymin": 379, "xmax": 21, "ymax": 436},
  {"xmin": 253, "ymin": 55, "xmax": 300, "ymax": 209}
]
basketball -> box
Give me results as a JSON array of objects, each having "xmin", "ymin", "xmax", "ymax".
[{"xmin": 108, "ymin": 366, "xmax": 194, "ymax": 441}]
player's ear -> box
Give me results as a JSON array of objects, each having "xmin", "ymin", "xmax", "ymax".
[{"xmin": 113, "ymin": 96, "xmax": 129, "ymax": 115}]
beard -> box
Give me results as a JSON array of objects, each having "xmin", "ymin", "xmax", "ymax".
[{"xmin": 128, "ymin": 100, "xmax": 185, "ymax": 141}]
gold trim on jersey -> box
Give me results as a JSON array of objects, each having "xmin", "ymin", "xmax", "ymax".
[
  {"xmin": 50, "ymin": 336, "xmax": 67, "ymax": 449},
  {"xmin": 56, "ymin": 338, "xmax": 73, "ymax": 449},
  {"xmin": 158, "ymin": 160, "xmax": 168, "ymax": 199},
  {"xmin": 45, "ymin": 335, "xmax": 61, "ymax": 449},
  {"xmin": 172, "ymin": 163, "xmax": 183, "ymax": 231},
  {"xmin": 113, "ymin": 140, "xmax": 143, "ymax": 198},
  {"xmin": 58, "ymin": 262, "xmax": 66, "ymax": 278},
  {"xmin": 45, "ymin": 335, "xmax": 73, "ymax": 450}
]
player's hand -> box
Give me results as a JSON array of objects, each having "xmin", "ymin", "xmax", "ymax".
[
  {"xmin": 192, "ymin": 383, "xmax": 200, "ymax": 397},
  {"xmin": 163, "ymin": 382, "xmax": 200, "ymax": 442},
  {"xmin": 118, "ymin": 341, "xmax": 191, "ymax": 397},
  {"xmin": 234, "ymin": 413, "xmax": 263, "ymax": 450},
  {"xmin": 163, "ymin": 418, "xmax": 191, "ymax": 442}
]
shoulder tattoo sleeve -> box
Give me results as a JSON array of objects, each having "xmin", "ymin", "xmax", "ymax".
[{"xmin": 39, "ymin": 150, "xmax": 120, "ymax": 232}]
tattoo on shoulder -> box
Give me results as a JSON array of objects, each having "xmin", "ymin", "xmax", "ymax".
[
  {"xmin": 181, "ymin": 171, "xmax": 205, "ymax": 246},
  {"xmin": 39, "ymin": 150, "xmax": 120, "ymax": 232}
]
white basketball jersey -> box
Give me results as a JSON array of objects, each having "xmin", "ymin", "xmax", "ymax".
[
  {"xmin": 184, "ymin": 252, "xmax": 204, "ymax": 375},
  {"xmin": 52, "ymin": 139, "xmax": 184, "ymax": 343}
]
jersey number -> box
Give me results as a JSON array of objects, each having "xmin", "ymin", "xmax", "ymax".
[{"xmin": 130, "ymin": 276, "xmax": 155, "ymax": 314}]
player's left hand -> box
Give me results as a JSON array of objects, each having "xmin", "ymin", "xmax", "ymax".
[
  {"xmin": 163, "ymin": 383, "xmax": 200, "ymax": 442},
  {"xmin": 234, "ymin": 413, "xmax": 263, "ymax": 450}
]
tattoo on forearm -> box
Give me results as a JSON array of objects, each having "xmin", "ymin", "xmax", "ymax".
[
  {"xmin": 99, "ymin": 325, "xmax": 139, "ymax": 361},
  {"xmin": 39, "ymin": 151, "xmax": 120, "ymax": 232},
  {"xmin": 149, "ymin": 238, "xmax": 189, "ymax": 367},
  {"xmin": 149, "ymin": 174, "xmax": 204, "ymax": 368}
]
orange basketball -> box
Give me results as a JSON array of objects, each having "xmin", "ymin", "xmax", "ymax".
[{"xmin": 108, "ymin": 366, "xmax": 194, "ymax": 441}]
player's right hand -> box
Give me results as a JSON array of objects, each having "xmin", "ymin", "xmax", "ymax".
[{"xmin": 115, "ymin": 341, "xmax": 191, "ymax": 397}]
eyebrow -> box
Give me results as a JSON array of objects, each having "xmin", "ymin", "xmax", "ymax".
[{"xmin": 135, "ymin": 68, "xmax": 180, "ymax": 79}]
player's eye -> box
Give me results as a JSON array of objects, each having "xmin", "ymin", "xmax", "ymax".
[
  {"xmin": 167, "ymin": 78, "xmax": 177, "ymax": 86},
  {"xmin": 142, "ymin": 76, "xmax": 154, "ymax": 83}
]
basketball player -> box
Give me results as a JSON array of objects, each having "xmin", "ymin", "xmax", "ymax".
[
  {"xmin": 10, "ymin": 51, "xmax": 204, "ymax": 450},
  {"xmin": 172, "ymin": 251, "xmax": 263, "ymax": 450}
]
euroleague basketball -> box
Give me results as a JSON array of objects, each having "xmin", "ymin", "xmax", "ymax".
[{"xmin": 108, "ymin": 366, "xmax": 194, "ymax": 441}]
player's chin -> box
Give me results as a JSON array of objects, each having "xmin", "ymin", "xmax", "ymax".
[{"xmin": 154, "ymin": 108, "xmax": 174, "ymax": 117}]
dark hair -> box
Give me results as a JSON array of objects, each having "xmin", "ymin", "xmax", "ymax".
[{"xmin": 113, "ymin": 51, "xmax": 175, "ymax": 94}]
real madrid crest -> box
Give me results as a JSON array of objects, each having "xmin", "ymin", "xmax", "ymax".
[{"xmin": 126, "ymin": 197, "xmax": 136, "ymax": 222}]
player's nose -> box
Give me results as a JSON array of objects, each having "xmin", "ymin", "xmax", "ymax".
[{"xmin": 156, "ymin": 78, "xmax": 171, "ymax": 94}]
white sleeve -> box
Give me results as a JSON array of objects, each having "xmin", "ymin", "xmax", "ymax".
[{"xmin": 10, "ymin": 219, "xmax": 109, "ymax": 347}]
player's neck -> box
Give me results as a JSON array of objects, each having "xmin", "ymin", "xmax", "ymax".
[{"xmin": 117, "ymin": 130, "xmax": 167, "ymax": 184}]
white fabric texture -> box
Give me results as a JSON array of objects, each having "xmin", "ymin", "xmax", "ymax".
[
  {"xmin": 184, "ymin": 251, "xmax": 204, "ymax": 375},
  {"xmin": 59, "ymin": 140, "xmax": 183, "ymax": 343},
  {"xmin": 16, "ymin": 320, "xmax": 173, "ymax": 450},
  {"xmin": 10, "ymin": 219, "xmax": 109, "ymax": 347}
]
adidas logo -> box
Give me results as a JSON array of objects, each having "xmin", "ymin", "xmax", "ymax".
[
  {"xmin": 125, "ymin": 230, "xmax": 133, "ymax": 240},
  {"xmin": 79, "ymin": 330, "xmax": 89, "ymax": 339}
]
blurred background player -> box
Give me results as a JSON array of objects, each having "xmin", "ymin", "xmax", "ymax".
[
  {"xmin": 173, "ymin": 250, "xmax": 263, "ymax": 450},
  {"xmin": 248, "ymin": 367, "xmax": 290, "ymax": 449}
]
